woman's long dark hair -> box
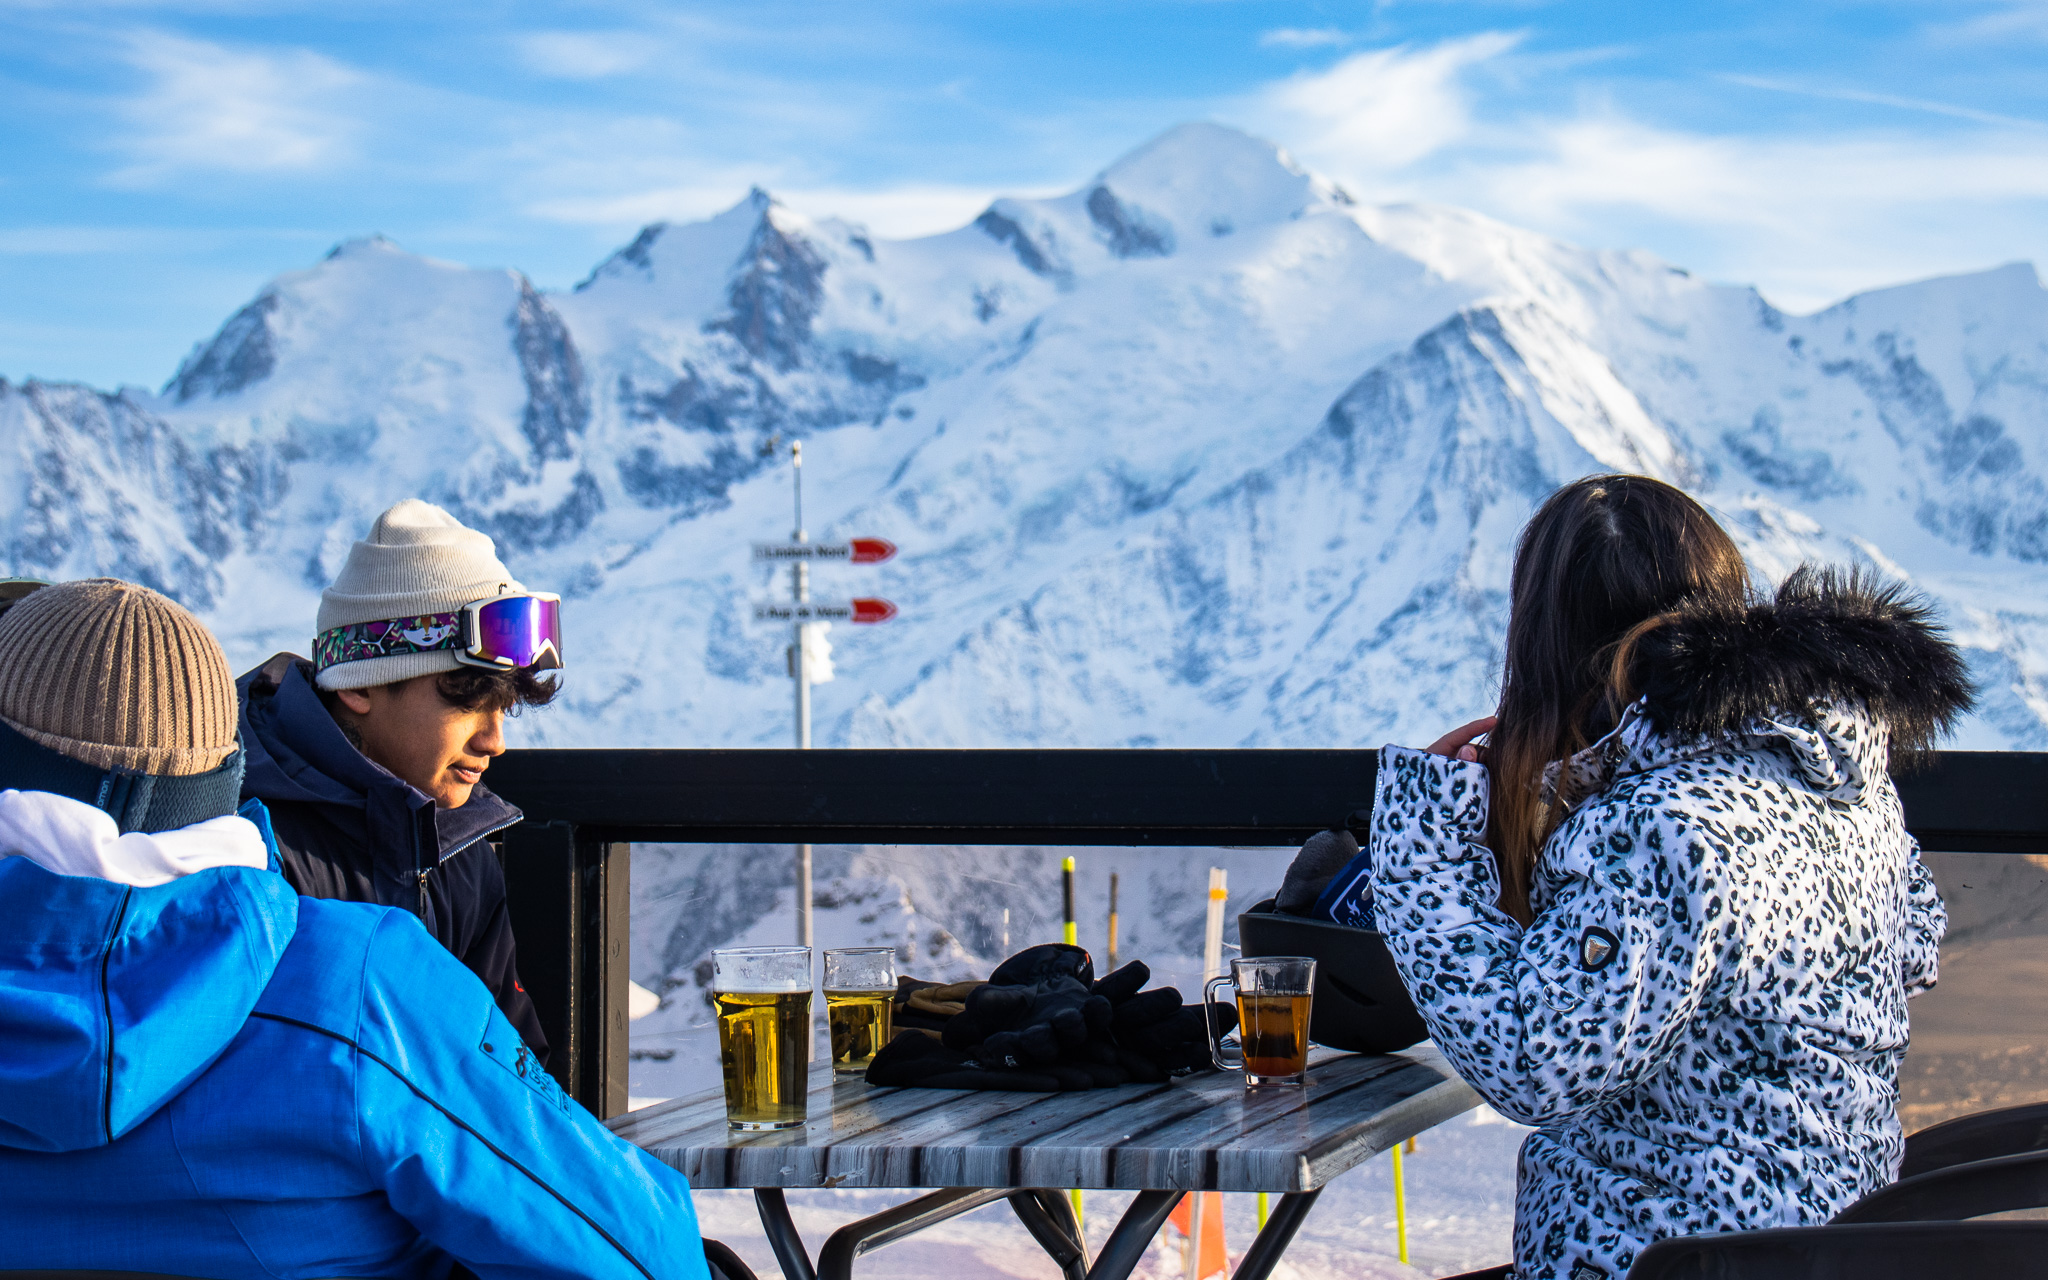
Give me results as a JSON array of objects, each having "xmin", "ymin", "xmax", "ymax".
[{"xmin": 1488, "ymin": 475, "xmax": 1749, "ymax": 922}]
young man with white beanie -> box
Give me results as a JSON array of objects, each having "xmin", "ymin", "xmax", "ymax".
[
  {"xmin": 0, "ymin": 579, "xmax": 713, "ymax": 1279},
  {"xmin": 239, "ymin": 499, "xmax": 562, "ymax": 1061}
]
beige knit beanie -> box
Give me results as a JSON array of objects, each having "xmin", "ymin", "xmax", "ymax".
[
  {"xmin": 315, "ymin": 499, "xmax": 524, "ymax": 691},
  {"xmin": 0, "ymin": 579, "xmax": 239, "ymax": 776}
]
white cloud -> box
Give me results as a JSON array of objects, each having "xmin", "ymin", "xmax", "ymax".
[
  {"xmin": 515, "ymin": 30, "xmax": 653, "ymax": 80},
  {"xmin": 1723, "ymin": 74, "xmax": 2046, "ymax": 130},
  {"xmin": 1250, "ymin": 32, "xmax": 1522, "ymax": 172},
  {"xmin": 1932, "ymin": 1, "xmax": 2048, "ymax": 43},
  {"xmin": 108, "ymin": 31, "xmax": 360, "ymax": 184},
  {"xmin": 1259, "ymin": 27, "xmax": 1349, "ymax": 50},
  {"xmin": 1233, "ymin": 31, "xmax": 2048, "ymax": 311},
  {"xmin": 1469, "ymin": 113, "xmax": 2048, "ymax": 308},
  {"xmin": 1479, "ymin": 115, "xmax": 2048, "ymax": 232}
]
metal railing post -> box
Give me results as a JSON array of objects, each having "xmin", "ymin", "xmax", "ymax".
[
  {"xmin": 502, "ymin": 820, "xmax": 630, "ymax": 1117},
  {"xmin": 582, "ymin": 832, "xmax": 631, "ymax": 1117}
]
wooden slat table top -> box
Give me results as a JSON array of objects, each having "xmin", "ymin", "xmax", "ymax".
[{"xmin": 609, "ymin": 1046, "xmax": 1479, "ymax": 1193}]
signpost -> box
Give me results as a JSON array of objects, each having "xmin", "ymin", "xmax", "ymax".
[
  {"xmin": 752, "ymin": 599, "xmax": 899, "ymax": 624},
  {"xmin": 763, "ymin": 441, "xmax": 898, "ymax": 947},
  {"xmin": 752, "ymin": 538, "xmax": 898, "ymax": 564}
]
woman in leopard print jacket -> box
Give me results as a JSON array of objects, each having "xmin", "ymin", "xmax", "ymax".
[{"xmin": 1361, "ymin": 477, "xmax": 1972, "ymax": 1280}]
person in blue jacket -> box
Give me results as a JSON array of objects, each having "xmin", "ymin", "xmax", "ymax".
[{"xmin": 0, "ymin": 578, "xmax": 710, "ymax": 1280}]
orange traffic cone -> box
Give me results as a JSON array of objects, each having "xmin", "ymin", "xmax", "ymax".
[{"xmin": 1167, "ymin": 1191, "xmax": 1228, "ymax": 1280}]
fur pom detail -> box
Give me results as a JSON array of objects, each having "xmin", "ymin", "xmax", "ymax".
[{"xmin": 1630, "ymin": 566, "xmax": 1975, "ymax": 749}]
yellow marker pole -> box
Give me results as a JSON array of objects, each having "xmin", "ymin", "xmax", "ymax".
[
  {"xmin": 1062, "ymin": 856, "xmax": 1077, "ymax": 947},
  {"xmin": 1256, "ymin": 1191, "xmax": 1269, "ymax": 1230},
  {"xmin": 1391, "ymin": 1143, "xmax": 1409, "ymax": 1265},
  {"xmin": 1063, "ymin": 857, "xmax": 1079, "ymax": 1235},
  {"xmin": 1107, "ymin": 871, "xmax": 1119, "ymax": 970}
]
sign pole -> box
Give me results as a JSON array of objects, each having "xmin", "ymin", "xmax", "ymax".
[
  {"xmin": 792, "ymin": 442, "xmax": 813, "ymax": 949},
  {"xmin": 750, "ymin": 455, "xmax": 896, "ymax": 950}
]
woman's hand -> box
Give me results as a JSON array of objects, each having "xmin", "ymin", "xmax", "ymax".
[{"xmin": 1425, "ymin": 715, "xmax": 1497, "ymax": 763}]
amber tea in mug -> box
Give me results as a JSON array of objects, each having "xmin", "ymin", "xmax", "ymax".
[{"xmin": 1205, "ymin": 956, "xmax": 1315, "ymax": 1086}]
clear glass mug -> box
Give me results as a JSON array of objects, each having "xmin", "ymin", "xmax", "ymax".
[
  {"xmin": 823, "ymin": 946, "xmax": 897, "ymax": 1075},
  {"xmin": 1204, "ymin": 955, "xmax": 1316, "ymax": 1087},
  {"xmin": 713, "ymin": 946, "xmax": 813, "ymax": 1130}
]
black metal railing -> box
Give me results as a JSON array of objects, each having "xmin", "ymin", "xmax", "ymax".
[{"xmin": 488, "ymin": 748, "xmax": 2048, "ymax": 1116}]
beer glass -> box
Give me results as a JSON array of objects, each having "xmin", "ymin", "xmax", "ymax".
[
  {"xmin": 823, "ymin": 946, "xmax": 897, "ymax": 1075},
  {"xmin": 713, "ymin": 946, "xmax": 812, "ymax": 1130},
  {"xmin": 1204, "ymin": 956, "xmax": 1316, "ymax": 1087}
]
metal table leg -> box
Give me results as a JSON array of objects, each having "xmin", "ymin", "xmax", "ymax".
[
  {"xmin": 815, "ymin": 1186, "xmax": 1014, "ymax": 1280},
  {"xmin": 1009, "ymin": 1190, "xmax": 1089, "ymax": 1280},
  {"xmin": 1231, "ymin": 1188, "xmax": 1325, "ymax": 1280},
  {"xmin": 754, "ymin": 1189, "xmax": 817, "ymax": 1280},
  {"xmin": 1083, "ymin": 1189, "xmax": 1184, "ymax": 1280},
  {"xmin": 760, "ymin": 1183, "xmax": 1311, "ymax": 1280}
]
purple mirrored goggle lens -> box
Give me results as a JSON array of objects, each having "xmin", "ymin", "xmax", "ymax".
[{"xmin": 465, "ymin": 594, "xmax": 562, "ymax": 670}]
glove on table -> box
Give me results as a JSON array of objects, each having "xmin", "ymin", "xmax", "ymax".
[
  {"xmin": 875, "ymin": 945, "xmax": 1236, "ymax": 1091},
  {"xmin": 894, "ymin": 978, "xmax": 986, "ymax": 1033},
  {"xmin": 1092, "ymin": 959, "xmax": 1238, "ymax": 1077},
  {"xmin": 865, "ymin": 1029, "xmax": 1063, "ymax": 1091},
  {"xmin": 944, "ymin": 945, "xmax": 1116, "ymax": 1073}
]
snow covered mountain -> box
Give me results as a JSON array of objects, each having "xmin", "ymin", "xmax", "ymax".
[
  {"xmin": 8, "ymin": 119, "xmax": 2048, "ymax": 1040},
  {"xmin": 8, "ymin": 121, "xmax": 2044, "ymax": 757}
]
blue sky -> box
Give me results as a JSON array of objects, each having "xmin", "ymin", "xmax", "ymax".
[{"xmin": 4, "ymin": 1, "xmax": 2047, "ymax": 388}]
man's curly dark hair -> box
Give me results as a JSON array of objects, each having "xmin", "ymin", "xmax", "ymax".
[{"xmin": 432, "ymin": 665, "xmax": 559, "ymax": 714}]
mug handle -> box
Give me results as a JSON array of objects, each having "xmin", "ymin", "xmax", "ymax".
[{"xmin": 1203, "ymin": 976, "xmax": 1242, "ymax": 1072}]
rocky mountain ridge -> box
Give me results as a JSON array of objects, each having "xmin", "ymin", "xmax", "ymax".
[{"xmin": 1, "ymin": 120, "xmax": 2044, "ymax": 754}]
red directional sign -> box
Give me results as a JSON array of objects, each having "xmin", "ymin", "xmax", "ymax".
[
  {"xmin": 753, "ymin": 539, "xmax": 897, "ymax": 563},
  {"xmin": 754, "ymin": 598, "xmax": 898, "ymax": 624}
]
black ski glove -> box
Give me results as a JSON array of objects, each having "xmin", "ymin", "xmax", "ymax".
[
  {"xmin": 1110, "ymin": 984, "xmax": 1237, "ymax": 1076},
  {"xmin": 947, "ymin": 944, "xmax": 1114, "ymax": 1071},
  {"xmin": 865, "ymin": 1030, "xmax": 1063, "ymax": 1091},
  {"xmin": 959, "ymin": 975, "xmax": 1110, "ymax": 1068}
]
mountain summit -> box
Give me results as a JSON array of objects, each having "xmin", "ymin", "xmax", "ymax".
[{"xmin": 2, "ymin": 122, "xmax": 2045, "ymax": 751}]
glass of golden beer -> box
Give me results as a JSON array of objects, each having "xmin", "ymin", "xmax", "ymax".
[
  {"xmin": 712, "ymin": 946, "xmax": 813, "ymax": 1130},
  {"xmin": 1204, "ymin": 955, "xmax": 1315, "ymax": 1087},
  {"xmin": 823, "ymin": 947, "xmax": 898, "ymax": 1075}
]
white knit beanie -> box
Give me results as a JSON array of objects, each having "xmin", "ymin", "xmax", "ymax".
[{"xmin": 314, "ymin": 500, "xmax": 524, "ymax": 691}]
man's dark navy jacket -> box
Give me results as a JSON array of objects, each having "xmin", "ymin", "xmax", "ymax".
[{"xmin": 237, "ymin": 653, "xmax": 547, "ymax": 1061}]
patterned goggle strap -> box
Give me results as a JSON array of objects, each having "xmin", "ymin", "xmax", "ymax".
[{"xmin": 313, "ymin": 612, "xmax": 464, "ymax": 673}]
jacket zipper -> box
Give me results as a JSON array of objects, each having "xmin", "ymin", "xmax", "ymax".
[
  {"xmin": 416, "ymin": 869, "xmax": 431, "ymax": 918},
  {"xmin": 100, "ymin": 888, "xmax": 133, "ymax": 1144}
]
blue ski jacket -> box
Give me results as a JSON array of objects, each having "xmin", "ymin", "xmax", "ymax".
[{"xmin": 0, "ymin": 788, "xmax": 709, "ymax": 1280}]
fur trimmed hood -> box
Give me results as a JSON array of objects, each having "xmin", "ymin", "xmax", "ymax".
[{"xmin": 1630, "ymin": 566, "xmax": 1975, "ymax": 749}]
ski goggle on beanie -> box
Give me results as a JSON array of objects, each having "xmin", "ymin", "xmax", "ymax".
[{"xmin": 313, "ymin": 591, "xmax": 564, "ymax": 678}]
